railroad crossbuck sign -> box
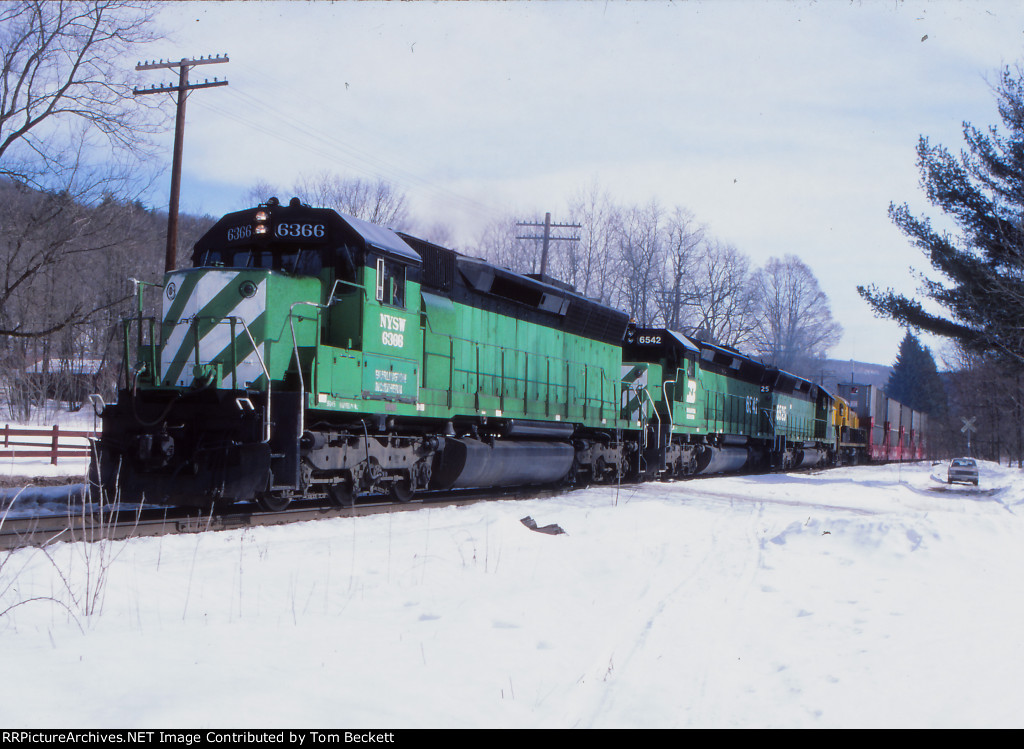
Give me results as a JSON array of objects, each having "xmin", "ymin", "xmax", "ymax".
[{"xmin": 961, "ymin": 416, "xmax": 976, "ymax": 456}]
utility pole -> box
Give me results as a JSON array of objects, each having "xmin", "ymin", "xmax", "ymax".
[
  {"xmin": 516, "ymin": 212, "xmax": 580, "ymax": 276},
  {"xmin": 135, "ymin": 55, "xmax": 229, "ymax": 272}
]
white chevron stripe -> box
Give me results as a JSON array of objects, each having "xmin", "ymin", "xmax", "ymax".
[
  {"xmin": 160, "ymin": 271, "xmax": 269, "ymax": 387},
  {"xmin": 219, "ymin": 344, "xmax": 267, "ymax": 389},
  {"xmin": 160, "ymin": 274, "xmax": 224, "ymax": 381},
  {"xmin": 196, "ymin": 282, "xmax": 266, "ymax": 361}
]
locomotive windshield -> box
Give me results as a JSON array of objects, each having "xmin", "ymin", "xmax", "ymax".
[{"xmin": 195, "ymin": 246, "xmax": 326, "ymax": 275}]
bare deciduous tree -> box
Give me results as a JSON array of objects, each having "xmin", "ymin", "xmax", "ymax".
[
  {"xmin": 476, "ymin": 214, "xmax": 537, "ymax": 274},
  {"xmin": 751, "ymin": 255, "xmax": 842, "ymax": 372},
  {"xmin": 611, "ymin": 199, "xmax": 664, "ymax": 326},
  {"xmin": 248, "ymin": 172, "xmax": 412, "ymax": 230},
  {"xmin": 564, "ymin": 181, "xmax": 619, "ymax": 303},
  {"xmin": 292, "ymin": 171, "xmax": 410, "ymax": 228},
  {"xmin": 0, "ymin": 1, "xmax": 166, "ymax": 417},
  {"xmin": 941, "ymin": 345, "xmax": 1013, "ymax": 462},
  {"xmin": 0, "ymin": 0, "xmax": 160, "ymax": 186},
  {"xmin": 242, "ymin": 179, "xmax": 280, "ymax": 207},
  {"xmin": 403, "ymin": 219, "xmax": 456, "ymax": 249},
  {"xmin": 686, "ymin": 240, "xmax": 759, "ymax": 349},
  {"xmin": 655, "ymin": 207, "xmax": 703, "ymax": 330},
  {"xmin": 0, "ymin": 176, "xmax": 192, "ymax": 419}
]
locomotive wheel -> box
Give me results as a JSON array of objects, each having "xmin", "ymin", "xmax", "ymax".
[
  {"xmin": 563, "ymin": 458, "xmax": 580, "ymax": 488},
  {"xmin": 327, "ymin": 479, "xmax": 355, "ymax": 507},
  {"xmin": 389, "ymin": 477, "xmax": 414, "ymax": 503},
  {"xmin": 256, "ymin": 491, "xmax": 291, "ymax": 512}
]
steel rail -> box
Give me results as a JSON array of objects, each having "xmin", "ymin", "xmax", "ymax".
[{"xmin": 0, "ymin": 485, "xmax": 571, "ymax": 552}]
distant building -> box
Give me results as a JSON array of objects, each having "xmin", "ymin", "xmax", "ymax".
[{"xmin": 22, "ymin": 358, "xmax": 106, "ymax": 409}]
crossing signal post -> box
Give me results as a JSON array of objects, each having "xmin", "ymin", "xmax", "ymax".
[{"xmin": 135, "ymin": 55, "xmax": 229, "ymax": 272}]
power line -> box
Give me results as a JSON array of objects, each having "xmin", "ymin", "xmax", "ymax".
[
  {"xmin": 189, "ymin": 56, "xmax": 510, "ymax": 222},
  {"xmin": 198, "ymin": 86, "xmax": 502, "ymax": 220}
]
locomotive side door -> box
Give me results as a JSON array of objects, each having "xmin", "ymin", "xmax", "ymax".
[{"xmin": 361, "ymin": 253, "xmax": 422, "ymax": 404}]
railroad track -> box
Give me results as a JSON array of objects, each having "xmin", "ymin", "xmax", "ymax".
[
  {"xmin": 0, "ymin": 484, "xmax": 569, "ymax": 552},
  {"xmin": 0, "ymin": 460, "xmax": 896, "ymax": 552}
]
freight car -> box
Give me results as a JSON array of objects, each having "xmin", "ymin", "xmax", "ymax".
[
  {"xmin": 835, "ymin": 382, "xmax": 928, "ymax": 462},
  {"xmin": 88, "ymin": 199, "xmax": 927, "ymax": 510}
]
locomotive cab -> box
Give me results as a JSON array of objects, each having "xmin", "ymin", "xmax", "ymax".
[
  {"xmin": 90, "ymin": 198, "xmax": 425, "ymax": 508},
  {"xmin": 622, "ymin": 327, "xmax": 705, "ymax": 435}
]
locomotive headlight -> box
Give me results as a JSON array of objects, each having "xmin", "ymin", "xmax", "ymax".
[{"xmin": 254, "ymin": 210, "xmax": 269, "ymax": 236}]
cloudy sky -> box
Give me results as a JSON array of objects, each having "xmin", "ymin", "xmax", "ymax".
[{"xmin": 137, "ymin": 0, "xmax": 1024, "ymax": 367}]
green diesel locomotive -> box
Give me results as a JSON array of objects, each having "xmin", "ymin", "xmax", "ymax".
[{"xmin": 90, "ymin": 198, "xmax": 839, "ymax": 510}]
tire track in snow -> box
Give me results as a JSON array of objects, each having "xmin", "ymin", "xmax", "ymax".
[
  {"xmin": 677, "ymin": 485, "xmax": 884, "ymax": 517},
  {"xmin": 549, "ymin": 492, "xmax": 767, "ymax": 728}
]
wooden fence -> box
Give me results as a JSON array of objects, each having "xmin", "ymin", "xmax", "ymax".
[{"xmin": 0, "ymin": 424, "xmax": 99, "ymax": 465}]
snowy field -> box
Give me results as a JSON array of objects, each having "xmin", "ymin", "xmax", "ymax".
[{"xmin": 1, "ymin": 457, "xmax": 1022, "ymax": 729}]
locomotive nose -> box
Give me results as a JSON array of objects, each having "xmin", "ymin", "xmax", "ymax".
[{"xmin": 159, "ymin": 268, "xmax": 271, "ymax": 390}]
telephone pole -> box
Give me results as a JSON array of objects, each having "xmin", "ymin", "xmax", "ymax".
[
  {"xmin": 515, "ymin": 212, "xmax": 580, "ymax": 276},
  {"xmin": 135, "ymin": 55, "xmax": 229, "ymax": 272}
]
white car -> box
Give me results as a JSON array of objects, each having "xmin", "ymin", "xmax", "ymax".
[{"xmin": 948, "ymin": 458, "xmax": 979, "ymax": 486}]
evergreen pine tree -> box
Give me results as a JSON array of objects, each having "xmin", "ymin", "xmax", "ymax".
[
  {"xmin": 886, "ymin": 331, "xmax": 948, "ymax": 417},
  {"xmin": 858, "ymin": 66, "xmax": 1024, "ymax": 366}
]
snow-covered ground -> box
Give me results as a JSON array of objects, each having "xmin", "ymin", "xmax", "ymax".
[
  {"xmin": 0, "ymin": 409, "xmax": 94, "ymax": 517},
  {"xmin": 1, "ymin": 456, "xmax": 1022, "ymax": 728}
]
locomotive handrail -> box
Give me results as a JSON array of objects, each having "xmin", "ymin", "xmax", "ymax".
[
  {"xmin": 662, "ymin": 373, "xmax": 679, "ymax": 433},
  {"xmin": 122, "ymin": 316, "xmax": 158, "ymax": 389},
  {"xmin": 647, "ymin": 386, "xmax": 661, "ymax": 445},
  {"xmin": 223, "ymin": 317, "xmax": 270, "ymax": 392},
  {"xmin": 129, "ymin": 278, "xmax": 163, "ymax": 373},
  {"xmin": 288, "ymin": 300, "xmax": 329, "ymax": 437},
  {"xmin": 169, "ymin": 314, "xmax": 272, "ymax": 394},
  {"xmin": 327, "ymin": 278, "xmax": 366, "ymax": 300},
  {"xmin": 639, "ymin": 383, "xmax": 661, "ymax": 450},
  {"xmin": 181, "ymin": 314, "xmax": 273, "ymax": 441},
  {"xmin": 225, "ymin": 316, "xmax": 272, "ymax": 443}
]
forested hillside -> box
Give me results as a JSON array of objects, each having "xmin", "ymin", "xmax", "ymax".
[{"xmin": 0, "ymin": 178, "xmax": 213, "ymax": 419}]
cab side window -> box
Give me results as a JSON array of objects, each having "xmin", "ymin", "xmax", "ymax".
[{"xmin": 376, "ymin": 257, "xmax": 406, "ymax": 309}]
